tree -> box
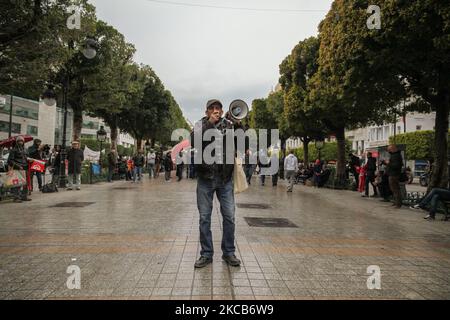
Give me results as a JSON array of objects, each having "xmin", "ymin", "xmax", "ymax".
[
  {"xmin": 118, "ymin": 65, "xmax": 171, "ymax": 150},
  {"xmin": 0, "ymin": 0, "xmax": 92, "ymax": 98},
  {"xmin": 344, "ymin": 0, "xmax": 450, "ymax": 190},
  {"xmin": 279, "ymin": 37, "xmax": 325, "ymax": 165},
  {"xmin": 83, "ymin": 20, "xmax": 136, "ymax": 149},
  {"xmin": 389, "ymin": 131, "xmax": 450, "ymax": 161},
  {"xmin": 308, "ymin": 0, "xmax": 403, "ymax": 185},
  {"xmin": 156, "ymin": 91, "xmax": 190, "ymax": 146}
]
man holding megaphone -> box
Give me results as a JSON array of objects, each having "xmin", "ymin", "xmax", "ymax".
[{"xmin": 191, "ymin": 99, "xmax": 248, "ymax": 268}]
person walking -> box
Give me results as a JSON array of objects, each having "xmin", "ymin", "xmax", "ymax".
[
  {"xmin": 176, "ymin": 150, "xmax": 184, "ymax": 182},
  {"xmin": 190, "ymin": 99, "xmax": 242, "ymax": 268},
  {"xmin": 132, "ymin": 150, "xmax": 145, "ymax": 183},
  {"xmin": 163, "ymin": 151, "xmax": 173, "ymax": 182},
  {"xmin": 155, "ymin": 152, "xmax": 162, "ymax": 178},
  {"xmin": 67, "ymin": 141, "xmax": 84, "ymax": 190},
  {"xmin": 363, "ymin": 152, "xmax": 378, "ymax": 197},
  {"xmin": 146, "ymin": 149, "xmax": 156, "ymax": 179},
  {"xmin": 258, "ymin": 149, "xmax": 270, "ymax": 186},
  {"xmin": 284, "ymin": 150, "xmax": 298, "ymax": 193},
  {"xmin": 126, "ymin": 156, "xmax": 133, "ymax": 181},
  {"xmin": 50, "ymin": 145, "xmax": 61, "ymax": 185},
  {"xmin": 107, "ymin": 148, "xmax": 117, "ymax": 182},
  {"xmin": 386, "ymin": 144, "xmax": 404, "ymax": 208},
  {"xmin": 27, "ymin": 138, "xmax": 44, "ymax": 191},
  {"xmin": 313, "ymin": 159, "xmax": 323, "ymax": 188},
  {"xmin": 243, "ymin": 149, "xmax": 255, "ymax": 185},
  {"xmin": 7, "ymin": 136, "xmax": 31, "ymax": 202},
  {"xmin": 349, "ymin": 153, "xmax": 361, "ymax": 191}
]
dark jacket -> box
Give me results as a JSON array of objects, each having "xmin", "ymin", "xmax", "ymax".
[
  {"xmin": 350, "ymin": 155, "xmax": 361, "ymax": 171},
  {"xmin": 366, "ymin": 157, "xmax": 377, "ymax": 173},
  {"xmin": 387, "ymin": 151, "xmax": 403, "ymax": 177},
  {"xmin": 67, "ymin": 148, "xmax": 84, "ymax": 175},
  {"xmin": 27, "ymin": 143, "xmax": 43, "ymax": 160},
  {"xmin": 8, "ymin": 144, "xmax": 28, "ymax": 170},
  {"xmin": 51, "ymin": 151, "xmax": 61, "ymax": 174},
  {"xmin": 132, "ymin": 154, "xmax": 145, "ymax": 167},
  {"xmin": 108, "ymin": 151, "xmax": 117, "ymax": 167},
  {"xmin": 190, "ymin": 117, "xmax": 240, "ymax": 182},
  {"xmin": 163, "ymin": 154, "xmax": 173, "ymax": 171}
]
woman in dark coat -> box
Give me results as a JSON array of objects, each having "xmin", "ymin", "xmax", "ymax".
[
  {"xmin": 66, "ymin": 141, "xmax": 84, "ymax": 190},
  {"xmin": 7, "ymin": 136, "xmax": 31, "ymax": 202}
]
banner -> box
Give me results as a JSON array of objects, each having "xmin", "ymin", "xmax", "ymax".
[{"xmin": 84, "ymin": 146, "xmax": 100, "ymax": 162}]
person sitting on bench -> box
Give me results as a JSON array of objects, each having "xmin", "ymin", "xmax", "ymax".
[{"xmin": 410, "ymin": 188, "xmax": 450, "ymax": 221}]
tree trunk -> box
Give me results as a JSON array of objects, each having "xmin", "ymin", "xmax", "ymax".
[
  {"xmin": 110, "ymin": 118, "xmax": 118, "ymax": 150},
  {"xmin": 302, "ymin": 137, "xmax": 310, "ymax": 165},
  {"xmin": 335, "ymin": 126, "xmax": 347, "ymax": 187},
  {"xmin": 428, "ymin": 92, "xmax": 450, "ymax": 191},
  {"xmin": 72, "ymin": 104, "xmax": 83, "ymax": 142},
  {"xmin": 136, "ymin": 138, "xmax": 143, "ymax": 151}
]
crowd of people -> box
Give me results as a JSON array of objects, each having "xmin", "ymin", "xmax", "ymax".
[
  {"xmin": 2, "ymin": 135, "xmax": 195, "ymax": 202},
  {"xmin": 3, "ymin": 135, "xmax": 449, "ymax": 221},
  {"xmin": 348, "ymin": 145, "xmax": 406, "ymax": 208},
  {"xmin": 348, "ymin": 144, "xmax": 449, "ymax": 221}
]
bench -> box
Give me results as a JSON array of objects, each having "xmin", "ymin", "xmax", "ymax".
[{"xmin": 442, "ymin": 201, "xmax": 450, "ymax": 221}]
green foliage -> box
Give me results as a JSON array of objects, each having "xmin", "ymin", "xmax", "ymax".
[
  {"xmin": 0, "ymin": 0, "xmax": 95, "ymax": 98},
  {"xmin": 389, "ymin": 131, "xmax": 450, "ymax": 160},
  {"xmin": 291, "ymin": 141, "xmax": 352, "ymax": 163},
  {"xmin": 279, "ymin": 37, "xmax": 324, "ymax": 143},
  {"xmin": 0, "ymin": 1, "xmax": 189, "ymax": 152},
  {"xmin": 314, "ymin": 0, "xmax": 449, "ymax": 188}
]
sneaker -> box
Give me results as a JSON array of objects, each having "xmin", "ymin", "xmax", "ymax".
[
  {"xmin": 410, "ymin": 204, "xmax": 423, "ymax": 210},
  {"xmin": 424, "ymin": 215, "xmax": 435, "ymax": 221},
  {"xmin": 66, "ymin": 187, "xmax": 73, "ymax": 191},
  {"xmin": 194, "ymin": 256, "xmax": 213, "ymax": 268},
  {"xmin": 76, "ymin": 187, "xmax": 81, "ymax": 190},
  {"xmin": 222, "ymin": 255, "xmax": 241, "ymax": 267}
]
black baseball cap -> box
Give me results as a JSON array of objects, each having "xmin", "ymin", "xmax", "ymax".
[{"xmin": 206, "ymin": 99, "xmax": 223, "ymax": 110}]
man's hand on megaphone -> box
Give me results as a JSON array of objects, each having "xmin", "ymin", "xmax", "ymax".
[{"xmin": 208, "ymin": 111, "xmax": 221, "ymax": 124}]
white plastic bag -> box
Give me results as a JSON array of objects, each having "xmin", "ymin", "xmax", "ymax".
[{"xmin": 233, "ymin": 157, "xmax": 248, "ymax": 194}]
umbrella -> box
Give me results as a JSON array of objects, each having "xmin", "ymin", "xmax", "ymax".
[
  {"xmin": 171, "ymin": 139, "xmax": 191, "ymax": 163},
  {"xmin": 0, "ymin": 135, "xmax": 34, "ymax": 149}
]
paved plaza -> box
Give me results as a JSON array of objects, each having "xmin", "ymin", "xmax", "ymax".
[{"xmin": 0, "ymin": 177, "xmax": 449, "ymax": 300}]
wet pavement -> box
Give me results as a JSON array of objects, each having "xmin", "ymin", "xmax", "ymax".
[{"xmin": 0, "ymin": 175, "xmax": 449, "ymax": 300}]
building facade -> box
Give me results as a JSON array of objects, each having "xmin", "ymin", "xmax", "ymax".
[
  {"xmin": 81, "ymin": 114, "xmax": 135, "ymax": 148},
  {"xmin": 0, "ymin": 94, "xmax": 57, "ymax": 146},
  {"xmin": 0, "ymin": 94, "xmax": 135, "ymax": 148},
  {"xmin": 346, "ymin": 111, "xmax": 436, "ymax": 156}
]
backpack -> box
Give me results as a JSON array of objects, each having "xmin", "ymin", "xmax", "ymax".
[{"xmin": 42, "ymin": 183, "xmax": 58, "ymax": 193}]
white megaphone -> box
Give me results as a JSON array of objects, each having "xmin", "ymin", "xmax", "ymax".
[{"xmin": 229, "ymin": 99, "xmax": 249, "ymax": 121}]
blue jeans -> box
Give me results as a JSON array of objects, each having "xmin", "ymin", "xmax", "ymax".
[
  {"xmin": 419, "ymin": 188, "xmax": 450, "ymax": 217},
  {"xmin": 108, "ymin": 166, "xmax": 115, "ymax": 182},
  {"xmin": 133, "ymin": 166, "xmax": 143, "ymax": 182},
  {"xmin": 148, "ymin": 164, "xmax": 155, "ymax": 178},
  {"xmin": 197, "ymin": 176, "xmax": 236, "ymax": 258}
]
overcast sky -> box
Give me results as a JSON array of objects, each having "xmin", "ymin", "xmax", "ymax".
[{"xmin": 90, "ymin": 0, "xmax": 333, "ymax": 123}]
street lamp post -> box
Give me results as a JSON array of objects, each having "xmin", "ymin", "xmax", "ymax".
[
  {"xmin": 55, "ymin": 38, "xmax": 98, "ymax": 188},
  {"xmin": 97, "ymin": 125, "xmax": 107, "ymax": 168},
  {"xmin": 8, "ymin": 95, "xmax": 13, "ymax": 138},
  {"xmin": 315, "ymin": 139, "xmax": 325, "ymax": 161}
]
